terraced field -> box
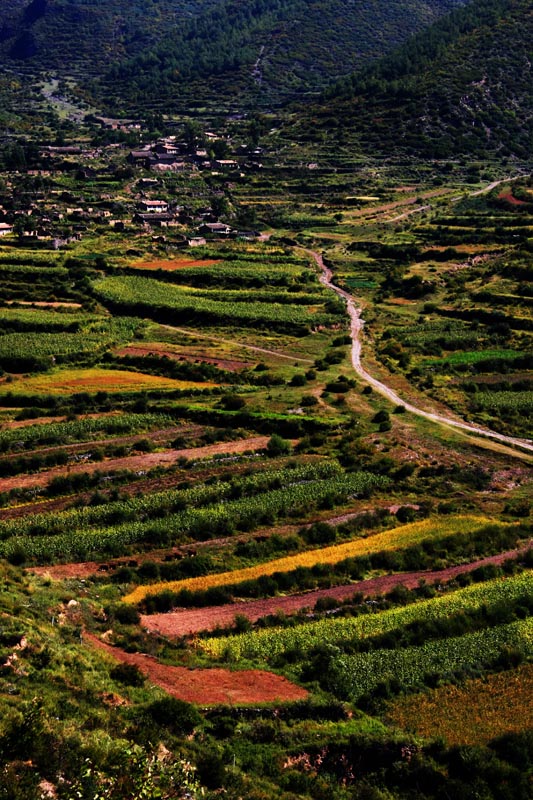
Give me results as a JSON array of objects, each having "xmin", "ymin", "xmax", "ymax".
[{"xmin": 0, "ymin": 174, "xmax": 531, "ymax": 800}]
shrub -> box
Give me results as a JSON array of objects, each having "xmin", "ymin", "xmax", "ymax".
[
  {"xmin": 110, "ymin": 663, "xmax": 145, "ymax": 687},
  {"xmin": 145, "ymin": 696, "xmax": 201, "ymax": 734}
]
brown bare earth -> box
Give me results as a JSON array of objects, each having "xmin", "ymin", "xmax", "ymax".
[
  {"xmin": 0, "ymin": 435, "xmax": 271, "ymax": 493},
  {"xmin": 497, "ymin": 191, "xmax": 528, "ymax": 206},
  {"xmin": 140, "ymin": 545, "xmax": 532, "ymax": 637},
  {"xmin": 115, "ymin": 344, "xmax": 253, "ymax": 371},
  {"xmin": 132, "ymin": 259, "xmax": 219, "ymax": 270},
  {"xmin": 86, "ymin": 633, "xmax": 308, "ymax": 705},
  {"xmin": 4, "ymin": 300, "xmax": 83, "ymax": 308}
]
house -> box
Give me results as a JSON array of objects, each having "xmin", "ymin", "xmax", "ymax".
[
  {"xmin": 188, "ymin": 237, "xmax": 207, "ymax": 247},
  {"xmin": 213, "ymin": 159, "xmax": 238, "ymax": 170},
  {"xmin": 137, "ymin": 200, "xmax": 169, "ymax": 214},
  {"xmin": 232, "ymin": 230, "xmax": 260, "ymax": 241},
  {"xmin": 0, "ymin": 223, "xmax": 13, "ymax": 236},
  {"xmin": 133, "ymin": 212, "xmax": 176, "ymax": 228},
  {"xmin": 199, "ymin": 222, "xmax": 233, "ymax": 237},
  {"xmin": 127, "ymin": 150, "xmax": 155, "ymax": 169},
  {"xmin": 137, "ymin": 178, "xmax": 159, "ymax": 190}
]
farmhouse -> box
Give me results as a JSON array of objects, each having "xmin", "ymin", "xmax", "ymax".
[
  {"xmin": 0, "ymin": 223, "xmax": 13, "ymax": 236},
  {"xmin": 199, "ymin": 222, "xmax": 233, "ymax": 236},
  {"xmin": 133, "ymin": 212, "xmax": 177, "ymax": 228},
  {"xmin": 137, "ymin": 200, "xmax": 169, "ymax": 213}
]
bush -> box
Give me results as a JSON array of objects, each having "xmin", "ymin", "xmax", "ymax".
[
  {"xmin": 110, "ymin": 663, "xmax": 145, "ymax": 687},
  {"xmin": 110, "ymin": 604, "xmax": 141, "ymax": 625},
  {"xmin": 219, "ymin": 394, "xmax": 246, "ymax": 411},
  {"xmin": 266, "ymin": 434, "xmax": 292, "ymax": 457},
  {"xmin": 145, "ymin": 696, "xmax": 201, "ymax": 734}
]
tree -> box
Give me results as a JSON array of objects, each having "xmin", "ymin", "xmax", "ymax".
[{"xmin": 266, "ymin": 434, "xmax": 292, "ymax": 457}]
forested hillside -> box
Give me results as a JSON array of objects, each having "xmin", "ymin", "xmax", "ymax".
[
  {"xmin": 0, "ymin": 0, "xmax": 468, "ymax": 111},
  {"xmin": 291, "ymin": 0, "xmax": 533, "ymax": 158}
]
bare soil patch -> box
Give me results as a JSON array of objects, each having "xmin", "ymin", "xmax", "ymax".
[
  {"xmin": 4, "ymin": 300, "xmax": 83, "ymax": 308},
  {"xmin": 132, "ymin": 259, "xmax": 219, "ymax": 270},
  {"xmin": 140, "ymin": 544, "xmax": 532, "ymax": 637},
  {"xmin": 86, "ymin": 633, "xmax": 307, "ymax": 705},
  {"xmin": 115, "ymin": 344, "xmax": 252, "ymax": 372},
  {"xmin": 497, "ymin": 191, "xmax": 528, "ymax": 206}
]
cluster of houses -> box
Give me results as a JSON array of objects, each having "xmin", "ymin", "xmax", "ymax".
[
  {"xmin": 127, "ymin": 134, "xmax": 261, "ymax": 174},
  {"xmin": 0, "ymin": 128, "xmax": 263, "ymax": 247},
  {"xmin": 132, "ymin": 197, "xmax": 258, "ymax": 242}
]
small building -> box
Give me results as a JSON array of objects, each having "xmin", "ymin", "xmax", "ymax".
[
  {"xmin": 133, "ymin": 212, "xmax": 176, "ymax": 228},
  {"xmin": 199, "ymin": 222, "xmax": 233, "ymax": 236},
  {"xmin": 127, "ymin": 150, "xmax": 154, "ymax": 169},
  {"xmin": 137, "ymin": 200, "xmax": 169, "ymax": 214},
  {"xmin": 188, "ymin": 236, "xmax": 207, "ymax": 247},
  {"xmin": 213, "ymin": 159, "xmax": 238, "ymax": 170},
  {"xmin": 0, "ymin": 223, "xmax": 14, "ymax": 236}
]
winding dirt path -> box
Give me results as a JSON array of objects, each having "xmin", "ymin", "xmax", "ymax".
[
  {"xmin": 140, "ymin": 543, "xmax": 532, "ymax": 637},
  {"xmin": 311, "ymin": 250, "xmax": 533, "ymax": 455}
]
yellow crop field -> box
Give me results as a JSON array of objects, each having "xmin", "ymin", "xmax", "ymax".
[
  {"xmin": 0, "ymin": 368, "xmax": 217, "ymax": 395},
  {"xmin": 386, "ymin": 662, "xmax": 533, "ymax": 746},
  {"xmin": 124, "ymin": 515, "xmax": 502, "ymax": 604}
]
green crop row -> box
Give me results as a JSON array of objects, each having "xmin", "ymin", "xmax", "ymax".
[
  {"xmin": 93, "ymin": 275, "xmax": 337, "ymax": 334},
  {"xmin": 0, "ymin": 470, "xmax": 389, "ymax": 564},
  {"xmin": 424, "ymin": 349, "xmax": 526, "ymax": 367},
  {"xmin": 0, "ymin": 317, "xmax": 140, "ymax": 370},
  {"xmin": 0, "ymin": 307, "xmax": 98, "ymax": 332},
  {"xmin": 201, "ymin": 569, "xmax": 532, "ymax": 661},
  {"xmin": 471, "ymin": 391, "xmax": 533, "ymax": 412},
  {"xmin": 0, "ymin": 461, "xmax": 343, "ymax": 541},
  {"xmin": 0, "ymin": 412, "xmax": 175, "ymax": 452},
  {"xmin": 329, "ymin": 617, "xmax": 533, "ymax": 702}
]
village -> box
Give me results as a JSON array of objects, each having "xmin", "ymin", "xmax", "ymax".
[{"xmin": 0, "ymin": 128, "xmax": 265, "ymax": 249}]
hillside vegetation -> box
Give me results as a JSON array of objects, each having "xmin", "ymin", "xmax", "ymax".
[
  {"xmin": 291, "ymin": 0, "xmax": 533, "ymax": 158},
  {"xmin": 1, "ymin": 0, "xmax": 467, "ymax": 111}
]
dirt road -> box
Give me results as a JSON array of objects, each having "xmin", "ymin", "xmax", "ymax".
[{"xmin": 311, "ymin": 251, "xmax": 533, "ymax": 455}]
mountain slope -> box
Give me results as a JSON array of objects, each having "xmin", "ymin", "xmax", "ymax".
[
  {"xmin": 291, "ymin": 0, "xmax": 533, "ymax": 159},
  {"xmin": 0, "ymin": 0, "xmax": 468, "ymax": 112}
]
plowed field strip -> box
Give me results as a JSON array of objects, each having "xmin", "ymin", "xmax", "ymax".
[
  {"xmin": 0, "ymin": 435, "xmax": 270, "ymax": 492},
  {"xmin": 115, "ymin": 345, "xmax": 253, "ymax": 371},
  {"xmin": 85, "ymin": 633, "xmax": 307, "ymax": 705},
  {"xmin": 140, "ymin": 544, "xmax": 532, "ymax": 637}
]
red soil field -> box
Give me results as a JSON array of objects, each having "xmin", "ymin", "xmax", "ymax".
[
  {"xmin": 86, "ymin": 633, "xmax": 308, "ymax": 705},
  {"xmin": 132, "ymin": 259, "xmax": 219, "ymax": 270},
  {"xmin": 497, "ymin": 191, "xmax": 528, "ymax": 206},
  {"xmin": 140, "ymin": 544, "xmax": 532, "ymax": 637}
]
